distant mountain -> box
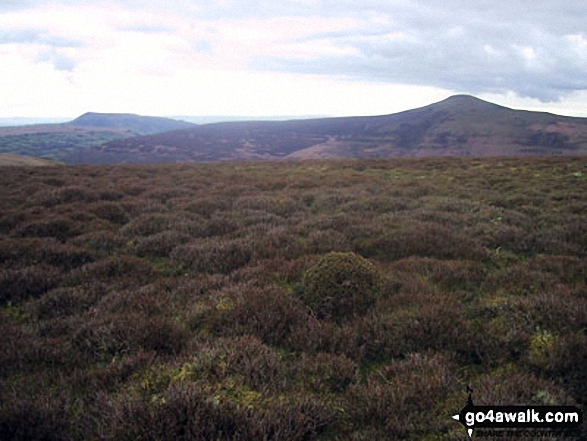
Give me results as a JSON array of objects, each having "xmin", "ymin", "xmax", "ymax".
[
  {"xmin": 0, "ymin": 113, "xmax": 196, "ymax": 160},
  {"xmin": 64, "ymin": 95, "xmax": 587, "ymax": 164},
  {"xmin": 69, "ymin": 112, "xmax": 195, "ymax": 135}
]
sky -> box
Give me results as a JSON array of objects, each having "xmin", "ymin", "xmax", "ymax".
[{"xmin": 1, "ymin": 0, "xmax": 586, "ymax": 119}]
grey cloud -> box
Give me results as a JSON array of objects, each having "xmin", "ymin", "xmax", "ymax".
[
  {"xmin": 118, "ymin": 24, "xmax": 177, "ymax": 34},
  {"xmin": 251, "ymin": 0, "xmax": 587, "ymax": 101},
  {"xmin": 0, "ymin": 29, "xmax": 83, "ymax": 47},
  {"xmin": 0, "ymin": 26, "xmax": 83, "ymax": 72},
  {"xmin": 36, "ymin": 49, "xmax": 77, "ymax": 71},
  {"xmin": 3, "ymin": 0, "xmax": 586, "ymax": 101},
  {"xmin": 193, "ymin": 40, "xmax": 212, "ymax": 53},
  {"xmin": 0, "ymin": 0, "xmax": 40, "ymax": 11}
]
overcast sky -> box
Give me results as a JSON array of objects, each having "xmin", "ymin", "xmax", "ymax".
[{"xmin": 1, "ymin": 0, "xmax": 586, "ymax": 118}]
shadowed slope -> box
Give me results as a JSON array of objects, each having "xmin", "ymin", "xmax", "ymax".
[{"xmin": 64, "ymin": 95, "xmax": 587, "ymax": 164}]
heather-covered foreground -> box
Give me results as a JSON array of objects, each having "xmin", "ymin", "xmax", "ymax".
[{"xmin": 0, "ymin": 157, "xmax": 585, "ymax": 440}]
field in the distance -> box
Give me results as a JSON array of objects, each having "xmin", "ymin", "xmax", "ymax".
[
  {"xmin": 0, "ymin": 157, "xmax": 585, "ymax": 440},
  {"xmin": 0, "ymin": 154, "xmax": 60, "ymax": 167}
]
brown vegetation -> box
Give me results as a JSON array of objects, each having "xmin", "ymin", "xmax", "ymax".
[{"xmin": 0, "ymin": 157, "xmax": 585, "ymax": 440}]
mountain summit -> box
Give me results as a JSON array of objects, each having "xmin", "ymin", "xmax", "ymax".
[
  {"xmin": 70, "ymin": 112, "xmax": 195, "ymax": 135},
  {"xmin": 64, "ymin": 96, "xmax": 587, "ymax": 164}
]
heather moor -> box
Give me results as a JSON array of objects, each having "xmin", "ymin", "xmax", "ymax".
[{"xmin": 0, "ymin": 157, "xmax": 585, "ymax": 440}]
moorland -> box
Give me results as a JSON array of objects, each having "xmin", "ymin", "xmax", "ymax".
[
  {"xmin": 2, "ymin": 95, "xmax": 587, "ymax": 165},
  {"xmin": 0, "ymin": 157, "xmax": 585, "ymax": 440},
  {"xmin": 0, "ymin": 113, "xmax": 194, "ymax": 162},
  {"xmin": 64, "ymin": 95, "xmax": 587, "ymax": 164}
]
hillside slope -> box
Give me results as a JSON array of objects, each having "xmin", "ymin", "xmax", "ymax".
[
  {"xmin": 0, "ymin": 153, "xmax": 60, "ymax": 166},
  {"xmin": 64, "ymin": 95, "xmax": 587, "ymax": 164},
  {"xmin": 0, "ymin": 113, "xmax": 196, "ymax": 160}
]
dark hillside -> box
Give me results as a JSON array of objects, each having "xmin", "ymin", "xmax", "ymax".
[
  {"xmin": 64, "ymin": 95, "xmax": 587, "ymax": 164},
  {"xmin": 0, "ymin": 113, "xmax": 196, "ymax": 161}
]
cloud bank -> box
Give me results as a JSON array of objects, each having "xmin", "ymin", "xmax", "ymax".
[{"xmin": 1, "ymin": 0, "xmax": 586, "ymax": 117}]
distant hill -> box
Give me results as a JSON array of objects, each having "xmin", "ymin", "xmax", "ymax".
[
  {"xmin": 0, "ymin": 153, "xmax": 60, "ymax": 166},
  {"xmin": 64, "ymin": 95, "xmax": 587, "ymax": 164},
  {"xmin": 0, "ymin": 113, "xmax": 196, "ymax": 160},
  {"xmin": 69, "ymin": 112, "xmax": 195, "ymax": 135}
]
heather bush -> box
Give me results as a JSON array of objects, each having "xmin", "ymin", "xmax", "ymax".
[
  {"xmin": 107, "ymin": 382, "xmax": 336, "ymax": 441},
  {"xmin": 488, "ymin": 261, "xmax": 557, "ymax": 296},
  {"xmin": 106, "ymin": 384, "xmax": 241, "ymax": 441},
  {"xmin": 180, "ymin": 336, "xmax": 285, "ymax": 392},
  {"xmin": 0, "ymin": 237, "xmax": 94, "ymax": 270},
  {"xmin": 237, "ymin": 209, "xmax": 282, "ymax": 228},
  {"xmin": 0, "ymin": 322, "xmax": 37, "ymax": 374},
  {"xmin": 171, "ymin": 238, "xmax": 253, "ymax": 274},
  {"xmin": 525, "ymin": 331, "xmax": 587, "ymax": 404},
  {"xmin": 70, "ymin": 350, "xmax": 155, "ymax": 397},
  {"xmin": 357, "ymin": 293, "xmax": 478, "ymax": 363},
  {"xmin": 389, "ymin": 256, "xmax": 488, "ymax": 292},
  {"xmin": 311, "ymin": 192, "xmax": 354, "ymax": 213},
  {"xmin": 342, "ymin": 196, "xmax": 411, "ymax": 214},
  {"xmin": 306, "ymin": 228, "xmax": 351, "ymax": 254},
  {"xmin": 206, "ymin": 212, "xmax": 240, "ymax": 236},
  {"xmin": 0, "ymin": 265, "xmax": 61, "ymax": 304},
  {"xmin": 138, "ymin": 317, "xmax": 190, "ymax": 356},
  {"xmin": 134, "ymin": 230, "xmax": 192, "ymax": 258},
  {"xmin": 32, "ymin": 185, "xmax": 100, "ymax": 207},
  {"xmin": 297, "ymin": 352, "xmax": 359, "ymax": 393},
  {"xmin": 69, "ymin": 230, "xmax": 127, "ymax": 254},
  {"xmin": 0, "ymin": 396, "xmax": 71, "ymax": 441},
  {"xmin": 523, "ymin": 286, "xmax": 587, "ymax": 333},
  {"xmin": 1, "ymin": 320, "xmax": 83, "ymax": 370},
  {"xmin": 65, "ymin": 255, "xmax": 158, "ymax": 288},
  {"xmin": 167, "ymin": 274, "xmax": 228, "ymax": 308},
  {"xmin": 485, "ymin": 224, "xmax": 540, "ymax": 255},
  {"xmin": 524, "ymin": 255, "xmax": 586, "ymax": 286},
  {"xmin": 0, "ymin": 210, "xmax": 28, "ymax": 234},
  {"xmin": 345, "ymin": 352, "xmax": 458, "ymax": 438},
  {"xmin": 471, "ymin": 297, "xmax": 533, "ymax": 365},
  {"xmin": 180, "ymin": 196, "xmax": 232, "ymax": 217},
  {"xmin": 73, "ymin": 313, "xmax": 188, "ymax": 361},
  {"xmin": 208, "ymin": 284, "xmax": 308, "ymax": 346},
  {"xmin": 15, "ymin": 216, "xmax": 83, "ymax": 241},
  {"xmin": 120, "ymin": 212, "xmax": 208, "ymax": 237},
  {"xmin": 286, "ymin": 316, "xmax": 364, "ymax": 360},
  {"xmin": 42, "ymin": 176, "xmax": 65, "ymax": 187},
  {"xmin": 143, "ymin": 187, "xmax": 193, "ymax": 203},
  {"xmin": 234, "ymin": 194, "xmax": 277, "ymax": 212},
  {"xmin": 89, "ymin": 201, "xmax": 129, "ymax": 224},
  {"xmin": 252, "ymin": 226, "xmax": 306, "ymax": 260},
  {"xmin": 26, "ymin": 286, "xmax": 105, "ymax": 319},
  {"xmin": 301, "ymin": 252, "xmax": 382, "ymax": 320},
  {"xmin": 540, "ymin": 218, "xmax": 587, "ymax": 257},
  {"xmin": 471, "ymin": 369, "xmax": 574, "ymax": 406},
  {"xmin": 120, "ymin": 198, "xmax": 168, "ymax": 215},
  {"xmin": 98, "ymin": 188, "xmax": 125, "ymax": 201},
  {"xmin": 414, "ymin": 208, "xmax": 466, "ymax": 227},
  {"xmin": 357, "ymin": 222, "xmax": 488, "ymax": 261},
  {"xmin": 229, "ymin": 256, "xmax": 315, "ymax": 290}
]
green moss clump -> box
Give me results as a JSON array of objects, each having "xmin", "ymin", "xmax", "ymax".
[{"xmin": 301, "ymin": 252, "xmax": 381, "ymax": 320}]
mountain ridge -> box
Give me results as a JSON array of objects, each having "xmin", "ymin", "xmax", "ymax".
[
  {"xmin": 64, "ymin": 95, "xmax": 587, "ymax": 164},
  {"xmin": 0, "ymin": 113, "xmax": 196, "ymax": 160},
  {"xmin": 69, "ymin": 112, "xmax": 196, "ymax": 135}
]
